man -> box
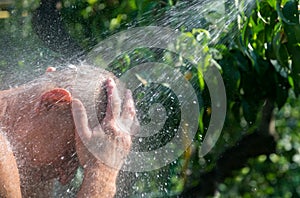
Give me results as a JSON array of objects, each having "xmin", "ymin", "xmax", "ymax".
[{"xmin": 0, "ymin": 66, "xmax": 138, "ymax": 197}]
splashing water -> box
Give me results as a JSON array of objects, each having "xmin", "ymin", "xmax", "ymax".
[
  {"xmin": 0, "ymin": 0, "xmax": 257, "ymax": 197},
  {"xmin": 92, "ymin": 0, "xmax": 256, "ymax": 197}
]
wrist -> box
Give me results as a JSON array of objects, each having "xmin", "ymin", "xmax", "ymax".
[
  {"xmin": 84, "ymin": 161, "xmax": 119, "ymax": 181},
  {"xmin": 77, "ymin": 161, "xmax": 119, "ymax": 198}
]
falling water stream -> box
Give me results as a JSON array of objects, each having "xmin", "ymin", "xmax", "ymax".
[{"xmin": 0, "ymin": 0, "xmax": 256, "ymax": 197}]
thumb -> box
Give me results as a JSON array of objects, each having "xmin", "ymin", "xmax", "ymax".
[{"xmin": 72, "ymin": 99, "xmax": 92, "ymax": 141}]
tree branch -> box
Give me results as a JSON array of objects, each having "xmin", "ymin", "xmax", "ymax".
[{"xmin": 180, "ymin": 99, "xmax": 277, "ymax": 197}]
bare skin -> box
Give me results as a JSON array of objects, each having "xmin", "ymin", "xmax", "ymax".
[
  {"xmin": 0, "ymin": 133, "xmax": 22, "ymax": 198},
  {"xmin": 0, "ymin": 65, "xmax": 137, "ymax": 197},
  {"xmin": 73, "ymin": 78, "xmax": 135, "ymax": 197}
]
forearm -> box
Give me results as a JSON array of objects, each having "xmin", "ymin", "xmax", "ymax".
[{"xmin": 77, "ymin": 162, "xmax": 119, "ymax": 198}]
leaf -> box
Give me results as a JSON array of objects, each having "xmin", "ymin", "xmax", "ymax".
[
  {"xmin": 276, "ymin": 86, "xmax": 288, "ymax": 109},
  {"xmin": 277, "ymin": 44, "xmax": 289, "ymax": 68},
  {"xmin": 232, "ymin": 101, "xmax": 241, "ymax": 123},
  {"xmin": 272, "ymin": 31, "xmax": 289, "ymax": 68},
  {"xmin": 282, "ymin": 1, "xmax": 299, "ymax": 24},
  {"xmin": 242, "ymin": 99, "xmax": 258, "ymax": 124},
  {"xmin": 275, "ymin": 74, "xmax": 290, "ymax": 109},
  {"xmin": 220, "ymin": 54, "xmax": 241, "ymax": 100}
]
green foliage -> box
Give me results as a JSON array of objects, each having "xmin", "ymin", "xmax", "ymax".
[
  {"xmin": 1, "ymin": 0, "xmax": 300, "ymax": 197},
  {"xmin": 218, "ymin": 0, "xmax": 299, "ymax": 126},
  {"xmin": 218, "ymin": 93, "xmax": 300, "ymax": 197},
  {"xmin": 61, "ymin": 0, "xmax": 174, "ymax": 48},
  {"xmin": 217, "ymin": 0, "xmax": 300, "ymax": 196}
]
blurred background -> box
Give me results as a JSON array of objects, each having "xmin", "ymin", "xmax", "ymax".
[{"xmin": 0, "ymin": 0, "xmax": 300, "ymax": 197}]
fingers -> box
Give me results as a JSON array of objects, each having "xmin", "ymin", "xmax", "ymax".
[
  {"xmin": 105, "ymin": 78, "xmax": 122, "ymax": 120},
  {"xmin": 71, "ymin": 99, "xmax": 92, "ymax": 140},
  {"xmin": 121, "ymin": 90, "xmax": 136, "ymax": 120},
  {"xmin": 72, "ymin": 78, "xmax": 138, "ymax": 169},
  {"xmin": 102, "ymin": 77, "xmax": 140, "ymax": 137},
  {"xmin": 105, "ymin": 79, "xmax": 139, "ymax": 135},
  {"xmin": 119, "ymin": 90, "xmax": 137, "ymax": 133},
  {"xmin": 130, "ymin": 117, "xmax": 140, "ymax": 135}
]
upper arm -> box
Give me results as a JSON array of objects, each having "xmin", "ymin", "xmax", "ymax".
[{"xmin": 0, "ymin": 132, "xmax": 22, "ymax": 198}]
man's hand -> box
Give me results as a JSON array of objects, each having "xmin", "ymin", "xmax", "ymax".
[
  {"xmin": 72, "ymin": 77, "xmax": 138, "ymax": 170},
  {"xmin": 72, "ymin": 77, "xmax": 139, "ymax": 197}
]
